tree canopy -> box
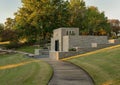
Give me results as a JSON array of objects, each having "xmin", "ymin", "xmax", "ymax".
[{"xmin": 4, "ymin": 0, "xmax": 111, "ymax": 44}]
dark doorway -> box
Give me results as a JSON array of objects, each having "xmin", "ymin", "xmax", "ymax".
[{"xmin": 55, "ymin": 40, "xmax": 59, "ymax": 51}]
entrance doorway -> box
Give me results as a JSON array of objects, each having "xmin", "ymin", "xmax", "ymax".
[{"xmin": 55, "ymin": 40, "xmax": 59, "ymax": 51}]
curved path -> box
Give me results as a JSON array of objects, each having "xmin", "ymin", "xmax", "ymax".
[{"xmin": 42, "ymin": 58, "xmax": 94, "ymax": 85}]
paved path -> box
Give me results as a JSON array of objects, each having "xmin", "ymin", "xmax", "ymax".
[{"xmin": 41, "ymin": 58, "xmax": 94, "ymax": 85}]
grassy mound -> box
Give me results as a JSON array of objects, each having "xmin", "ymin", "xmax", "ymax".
[
  {"xmin": 0, "ymin": 53, "xmax": 52, "ymax": 85},
  {"xmin": 68, "ymin": 46, "xmax": 120, "ymax": 85}
]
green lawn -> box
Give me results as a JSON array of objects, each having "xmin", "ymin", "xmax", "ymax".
[
  {"xmin": 0, "ymin": 53, "xmax": 52, "ymax": 85},
  {"xmin": 68, "ymin": 46, "xmax": 120, "ymax": 85},
  {"xmin": 16, "ymin": 45, "xmax": 39, "ymax": 53}
]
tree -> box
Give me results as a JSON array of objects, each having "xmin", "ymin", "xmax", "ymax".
[
  {"xmin": 12, "ymin": 0, "xmax": 111, "ymax": 45},
  {"xmin": 14, "ymin": 0, "xmax": 70, "ymax": 43},
  {"xmin": 69, "ymin": 0, "xmax": 86, "ymax": 28},
  {"xmin": 0, "ymin": 23, "xmax": 4, "ymax": 41},
  {"xmin": 4, "ymin": 18, "xmax": 14, "ymax": 30},
  {"xmin": 14, "ymin": 2, "xmax": 38, "ymax": 43},
  {"xmin": 0, "ymin": 29, "xmax": 18, "ymax": 42},
  {"xmin": 81, "ymin": 6, "xmax": 110, "ymax": 35},
  {"xmin": 0, "ymin": 23, "xmax": 4, "ymax": 33},
  {"xmin": 108, "ymin": 19, "xmax": 120, "ymax": 35}
]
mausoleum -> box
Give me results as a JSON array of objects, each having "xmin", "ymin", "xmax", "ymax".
[{"xmin": 51, "ymin": 28, "xmax": 108, "ymax": 52}]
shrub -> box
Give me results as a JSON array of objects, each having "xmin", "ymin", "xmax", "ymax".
[
  {"xmin": 5, "ymin": 42, "xmax": 20, "ymax": 49},
  {"xmin": 69, "ymin": 48, "xmax": 76, "ymax": 51}
]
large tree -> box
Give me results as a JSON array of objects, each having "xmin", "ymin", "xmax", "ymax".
[
  {"xmin": 14, "ymin": 0, "xmax": 70, "ymax": 43},
  {"xmin": 0, "ymin": 23, "xmax": 4, "ymax": 33},
  {"xmin": 68, "ymin": 0, "xmax": 86, "ymax": 28},
  {"xmin": 80, "ymin": 6, "xmax": 110, "ymax": 35},
  {"xmin": 12, "ymin": 0, "xmax": 111, "ymax": 44},
  {"xmin": 0, "ymin": 23, "xmax": 4, "ymax": 41},
  {"xmin": 4, "ymin": 18, "xmax": 15, "ymax": 30}
]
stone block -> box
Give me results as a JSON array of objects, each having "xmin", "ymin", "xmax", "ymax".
[{"xmin": 91, "ymin": 43, "xmax": 97, "ymax": 48}]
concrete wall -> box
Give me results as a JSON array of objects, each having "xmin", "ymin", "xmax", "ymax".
[
  {"xmin": 53, "ymin": 28, "xmax": 62, "ymax": 51},
  {"xmin": 51, "ymin": 38, "xmax": 55, "ymax": 51},
  {"xmin": 63, "ymin": 36, "xmax": 69, "ymax": 52}
]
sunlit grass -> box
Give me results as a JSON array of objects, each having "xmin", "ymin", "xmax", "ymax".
[
  {"xmin": 0, "ymin": 53, "xmax": 52, "ymax": 85},
  {"xmin": 0, "ymin": 60, "xmax": 40, "ymax": 70},
  {"xmin": 67, "ymin": 46, "xmax": 120, "ymax": 85}
]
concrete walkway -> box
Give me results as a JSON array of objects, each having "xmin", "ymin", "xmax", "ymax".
[{"xmin": 41, "ymin": 58, "xmax": 94, "ymax": 85}]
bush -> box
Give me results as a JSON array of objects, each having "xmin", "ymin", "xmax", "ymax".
[
  {"xmin": 69, "ymin": 48, "xmax": 76, "ymax": 51},
  {"xmin": 4, "ymin": 42, "xmax": 20, "ymax": 49}
]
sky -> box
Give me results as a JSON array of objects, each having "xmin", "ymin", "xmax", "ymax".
[
  {"xmin": 0, "ymin": 0, "xmax": 22, "ymax": 23},
  {"xmin": 84, "ymin": 0, "xmax": 120, "ymax": 20},
  {"xmin": 0, "ymin": 0, "xmax": 120, "ymax": 23}
]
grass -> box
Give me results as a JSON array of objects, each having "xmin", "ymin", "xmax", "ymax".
[
  {"xmin": 0, "ymin": 53, "xmax": 53, "ymax": 85},
  {"xmin": 16, "ymin": 45, "xmax": 40, "ymax": 53},
  {"xmin": 67, "ymin": 46, "xmax": 120, "ymax": 85}
]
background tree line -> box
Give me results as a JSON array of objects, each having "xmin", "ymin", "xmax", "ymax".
[{"xmin": 0, "ymin": 0, "xmax": 111, "ymax": 45}]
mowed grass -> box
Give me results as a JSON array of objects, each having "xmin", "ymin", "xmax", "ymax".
[
  {"xmin": 16, "ymin": 45, "xmax": 39, "ymax": 53},
  {"xmin": 68, "ymin": 46, "xmax": 120, "ymax": 85},
  {"xmin": 0, "ymin": 53, "xmax": 52, "ymax": 85}
]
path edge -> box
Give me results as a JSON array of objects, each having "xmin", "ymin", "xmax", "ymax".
[{"xmin": 64, "ymin": 60, "xmax": 95, "ymax": 85}]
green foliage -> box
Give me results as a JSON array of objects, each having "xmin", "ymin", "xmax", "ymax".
[
  {"xmin": 5, "ymin": 42, "xmax": 20, "ymax": 49},
  {"xmin": 5, "ymin": 18, "xmax": 14, "ymax": 30},
  {"xmin": 0, "ymin": 23, "xmax": 4, "ymax": 31},
  {"xmin": 4, "ymin": 0, "xmax": 111, "ymax": 44},
  {"xmin": 69, "ymin": 0, "xmax": 86, "ymax": 27},
  {"xmin": 0, "ymin": 29, "xmax": 19, "ymax": 42},
  {"xmin": 0, "ymin": 23, "xmax": 4, "ymax": 41},
  {"xmin": 69, "ymin": 48, "xmax": 76, "ymax": 51},
  {"xmin": 16, "ymin": 45, "xmax": 40, "ymax": 53},
  {"xmin": 80, "ymin": 6, "xmax": 110, "ymax": 35}
]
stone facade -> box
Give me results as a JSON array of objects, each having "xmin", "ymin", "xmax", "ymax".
[
  {"xmin": 51, "ymin": 28, "xmax": 108, "ymax": 52},
  {"xmin": 51, "ymin": 28, "xmax": 79, "ymax": 51},
  {"xmin": 68, "ymin": 36, "xmax": 108, "ymax": 50}
]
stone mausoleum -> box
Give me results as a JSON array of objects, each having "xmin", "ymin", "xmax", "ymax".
[{"xmin": 51, "ymin": 28, "xmax": 108, "ymax": 52}]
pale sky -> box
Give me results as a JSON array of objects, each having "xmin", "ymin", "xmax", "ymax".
[
  {"xmin": 0, "ymin": 0, "xmax": 22, "ymax": 23},
  {"xmin": 0, "ymin": 0, "xmax": 120, "ymax": 23},
  {"xmin": 84, "ymin": 0, "xmax": 120, "ymax": 20}
]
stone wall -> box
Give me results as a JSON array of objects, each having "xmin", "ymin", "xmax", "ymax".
[
  {"xmin": 68, "ymin": 36, "xmax": 108, "ymax": 49},
  {"xmin": 35, "ymin": 49, "xmax": 49, "ymax": 55},
  {"xmin": 50, "ymin": 42, "xmax": 120, "ymax": 60}
]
